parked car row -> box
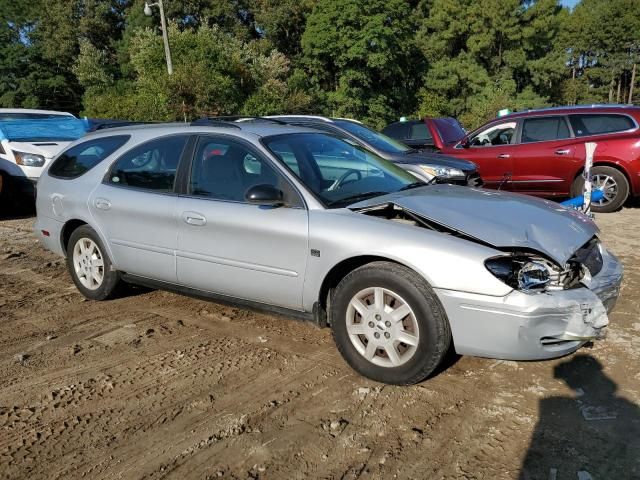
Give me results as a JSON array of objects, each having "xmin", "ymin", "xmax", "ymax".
[
  {"xmin": 33, "ymin": 116, "xmax": 623, "ymax": 384},
  {"xmin": 383, "ymin": 105, "xmax": 640, "ymax": 213}
]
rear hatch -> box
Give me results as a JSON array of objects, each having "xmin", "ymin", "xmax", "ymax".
[{"xmin": 426, "ymin": 117, "xmax": 466, "ymax": 150}]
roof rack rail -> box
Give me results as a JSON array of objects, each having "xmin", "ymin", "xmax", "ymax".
[
  {"xmin": 93, "ymin": 120, "xmax": 157, "ymax": 131},
  {"xmin": 191, "ymin": 115, "xmax": 286, "ymax": 128},
  {"xmin": 507, "ymin": 104, "xmax": 635, "ymax": 115},
  {"xmin": 267, "ymin": 115, "xmax": 332, "ymax": 123},
  {"xmin": 190, "ymin": 118, "xmax": 242, "ymax": 128}
]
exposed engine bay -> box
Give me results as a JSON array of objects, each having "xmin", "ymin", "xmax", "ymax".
[{"xmin": 354, "ymin": 202, "xmax": 603, "ymax": 292}]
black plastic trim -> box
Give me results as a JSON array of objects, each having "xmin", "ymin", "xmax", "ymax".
[{"xmin": 120, "ymin": 273, "xmax": 325, "ymax": 327}]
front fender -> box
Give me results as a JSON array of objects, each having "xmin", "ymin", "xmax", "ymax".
[{"xmin": 302, "ymin": 209, "xmax": 512, "ymax": 311}]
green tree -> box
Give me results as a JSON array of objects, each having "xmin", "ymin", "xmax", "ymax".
[
  {"xmin": 414, "ymin": 0, "xmax": 565, "ymax": 128},
  {"xmin": 79, "ymin": 24, "xmax": 311, "ymax": 120},
  {"xmin": 560, "ymin": 0, "xmax": 640, "ymax": 104},
  {"xmin": 302, "ymin": 0, "xmax": 420, "ymax": 128},
  {"xmin": 252, "ymin": 0, "xmax": 317, "ymax": 57}
]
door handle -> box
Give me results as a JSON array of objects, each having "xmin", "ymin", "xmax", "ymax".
[
  {"xmin": 555, "ymin": 149, "xmax": 571, "ymax": 155},
  {"xmin": 497, "ymin": 153, "xmax": 510, "ymax": 159},
  {"xmin": 182, "ymin": 211, "xmax": 206, "ymax": 226},
  {"xmin": 94, "ymin": 198, "xmax": 111, "ymax": 210}
]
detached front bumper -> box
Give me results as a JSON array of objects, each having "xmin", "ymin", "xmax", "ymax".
[{"xmin": 435, "ymin": 248, "xmax": 623, "ymax": 360}]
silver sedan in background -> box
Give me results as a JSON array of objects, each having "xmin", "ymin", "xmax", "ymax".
[{"xmin": 34, "ymin": 120, "xmax": 623, "ymax": 385}]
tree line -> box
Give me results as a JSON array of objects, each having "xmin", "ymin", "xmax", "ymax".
[{"xmin": 1, "ymin": 0, "xmax": 639, "ymax": 130}]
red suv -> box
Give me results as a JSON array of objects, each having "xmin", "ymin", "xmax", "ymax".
[{"xmin": 383, "ymin": 106, "xmax": 640, "ymax": 212}]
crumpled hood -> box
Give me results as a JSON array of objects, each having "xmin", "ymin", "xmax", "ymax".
[
  {"xmin": 350, "ymin": 185, "xmax": 599, "ymax": 265},
  {"xmin": 6, "ymin": 140, "xmax": 71, "ymax": 159}
]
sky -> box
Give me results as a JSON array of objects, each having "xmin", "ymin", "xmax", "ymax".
[{"xmin": 560, "ymin": 0, "xmax": 580, "ymax": 8}]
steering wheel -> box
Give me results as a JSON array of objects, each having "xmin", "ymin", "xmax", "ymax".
[{"xmin": 328, "ymin": 169, "xmax": 362, "ymax": 191}]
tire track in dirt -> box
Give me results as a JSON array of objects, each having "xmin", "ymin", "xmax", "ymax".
[{"xmin": 1, "ymin": 214, "xmax": 639, "ymax": 479}]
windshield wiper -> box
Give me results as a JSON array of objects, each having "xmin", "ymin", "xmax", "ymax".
[{"xmin": 328, "ymin": 191, "xmax": 390, "ymax": 207}]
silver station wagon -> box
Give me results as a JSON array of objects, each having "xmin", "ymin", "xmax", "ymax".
[{"xmin": 35, "ymin": 119, "xmax": 623, "ymax": 385}]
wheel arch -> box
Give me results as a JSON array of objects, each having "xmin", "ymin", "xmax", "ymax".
[
  {"xmin": 572, "ymin": 161, "xmax": 634, "ymax": 194},
  {"xmin": 60, "ymin": 219, "xmax": 88, "ymax": 256},
  {"xmin": 317, "ymin": 255, "xmax": 417, "ymax": 326}
]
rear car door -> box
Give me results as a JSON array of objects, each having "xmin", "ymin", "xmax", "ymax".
[
  {"xmin": 175, "ymin": 135, "xmax": 309, "ymax": 310},
  {"xmin": 89, "ymin": 134, "xmax": 189, "ymax": 282},
  {"xmin": 511, "ymin": 115, "xmax": 579, "ymax": 196}
]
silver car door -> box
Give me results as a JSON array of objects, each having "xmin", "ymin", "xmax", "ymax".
[
  {"xmin": 175, "ymin": 136, "xmax": 308, "ymax": 310},
  {"xmin": 89, "ymin": 134, "xmax": 189, "ymax": 282}
]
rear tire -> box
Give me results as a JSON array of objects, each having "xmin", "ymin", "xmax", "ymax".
[
  {"xmin": 330, "ymin": 261, "xmax": 451, "ymax": 385},
  {"xmin": 571, "ymin": 166, "xmax": 629, "ymax": 213},
  {"xmin": 66, "ymin": 225, "xmax": 122, "ymax": 300}
]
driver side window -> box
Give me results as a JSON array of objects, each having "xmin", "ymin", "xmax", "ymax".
[
  {"xmin": 469, "ymin": 121, "xmax": 516, "ymax": 147},
  {"xmin": 188, "ymin": 137, "xmax": 302, "ymax": 207}
]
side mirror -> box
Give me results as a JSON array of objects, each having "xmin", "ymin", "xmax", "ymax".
[
  {"xmin": 459, "ymin": 136, "xmax": 470, "ymax": 149},
  {"xmin": 245, "ymin": 184, "xmax": 284, "ymax": 206}
]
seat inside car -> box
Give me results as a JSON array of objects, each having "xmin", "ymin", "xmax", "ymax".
[{"xmin": 196, "ymin": 145, "xmax": 245, "ymax": 200}]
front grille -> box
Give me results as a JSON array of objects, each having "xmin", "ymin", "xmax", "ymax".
[{"xmin": 571, "ymin": 238, "xmax": 603, "ymax": 276}]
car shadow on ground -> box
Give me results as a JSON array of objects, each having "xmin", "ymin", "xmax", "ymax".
[
  {"xmin": 519, "ymin": 354, "xmax": 640, "ymax": 479},
  {"xmin": 0, "ymin": 197, "xmax": 35, "ymax": 220}
]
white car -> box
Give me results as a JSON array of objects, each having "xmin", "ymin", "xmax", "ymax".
[{"xmin": 0, "ymin": 109, "xmax": 86, "ymax": 199}]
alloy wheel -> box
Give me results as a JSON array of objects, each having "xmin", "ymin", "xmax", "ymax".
[
  {"xmin": 345, "ymin": 287, "xmax": 420, "ymax": 367},
  {"xmin": 591, "ymin": 173, "xmax": 618, "ymax": 206},
  {"xmin": 72, "ymin": 238, "xmax": 105, "ymax": 290}
]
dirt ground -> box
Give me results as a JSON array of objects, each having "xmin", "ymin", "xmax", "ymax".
[{"xmin": 0, "ymin": 205, "xmax": 639, "ymax": 480}]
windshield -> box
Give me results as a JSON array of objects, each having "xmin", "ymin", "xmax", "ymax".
[
  {"xmin": 263, "ymin": 133, "xmax": 420, "ymax": 208},
  {"xmin": 334, "ymin": 120, "xmax": 412, "ymax": 154},
  {"xmin": 0, "ymin": 117, "xmax": 87, "ymax": 142}
]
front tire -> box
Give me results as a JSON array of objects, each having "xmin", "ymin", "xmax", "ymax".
[
  {"xmin": 330, "ymin": 262, "xmax": 451, "ymax": 385},
  {"xmin": 571, "ymin": 166, "xmax": 629, "ymax": 213},
  {"xmin": 66, "ymin": 225, "xmax": 122, "ymax": 300}
]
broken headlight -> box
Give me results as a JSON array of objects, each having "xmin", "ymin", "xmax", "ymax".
[{"xmin": 485, "ymin": 256, "xmax": 551, "ymax": 292}]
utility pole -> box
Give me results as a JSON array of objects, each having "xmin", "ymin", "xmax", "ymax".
[{"xmin": 144, "ymin": 0, "xmax": 173, "ymax": 75}]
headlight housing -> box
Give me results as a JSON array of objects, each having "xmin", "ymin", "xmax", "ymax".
[
  {"xmin": 13, "ymin": 151, "xmax": 45, "ymax": 167},
  {"xmin": 485, "ymin": 256, "xmax": 552, "ymax": 292},
  {"xmin": 418, "ymin": 164, "xmax": 465, "ymax": 179}
]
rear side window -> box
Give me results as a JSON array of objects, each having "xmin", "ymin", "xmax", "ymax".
[
  {"xmin": 521, "ymin": 117, "xmax": 570, "ymax": 143},
  {"xmin": 49, "ymin": 135, "xmax": 129, "ymax": 179},
  {"xmin": 107, "ymin": 135, "xmax": 187, "ymax": 192},
  {"xmin": 569, "ymin": 114, "xmax": 636, "ymax": 137}
]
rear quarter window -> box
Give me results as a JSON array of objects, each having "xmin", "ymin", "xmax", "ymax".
[
  {"xmin": 569, "ymin": 114, "xmax": 636, "ymax": 137},
  {"xmin": 49, "ymin": 135, "xmax": 130, "ymax": 179}
]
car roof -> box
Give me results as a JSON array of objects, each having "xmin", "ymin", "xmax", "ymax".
[
  {"xmin": 0, "ymin": 108, "xmax": 75, "ymax": 117},
  {"xmin": 267, "ymin": 115, "xmax": 364, "ymax": 125},
  {"xmin": 500, "ymin": 104, "xmax": 640, "ymax": 120},
  {"xmin": 79, "ymin": 120, "xmax": 322, "ymax": 141}
]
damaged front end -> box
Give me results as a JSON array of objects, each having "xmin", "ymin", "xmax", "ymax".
[{"xmin": 351, "ymin": 200, "xmax": 623, "ymax": 360}]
